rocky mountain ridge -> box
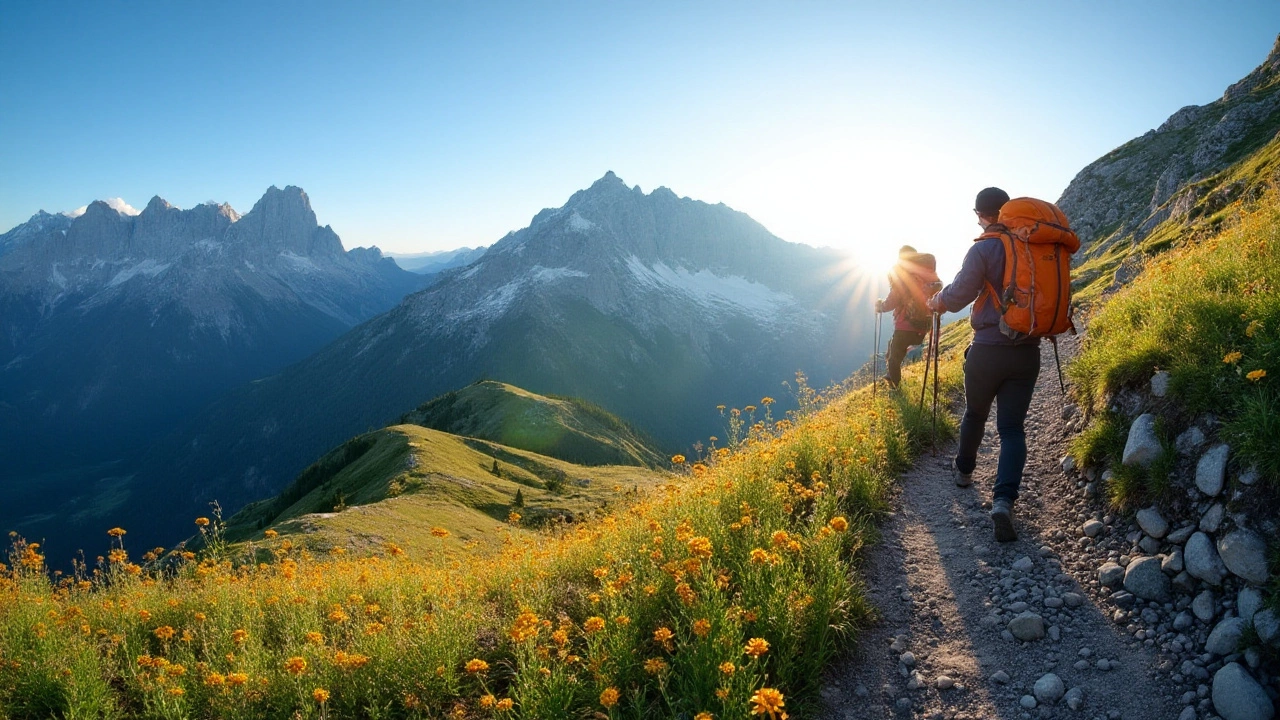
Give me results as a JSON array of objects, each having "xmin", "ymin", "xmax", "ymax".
[
  {"xmin": 0, "ymin": 185, "xmax": 429, "ymax": 563},
  {"xmin": 1057, "ymin": 34, "xmax": 1280, "ymax": 292}
]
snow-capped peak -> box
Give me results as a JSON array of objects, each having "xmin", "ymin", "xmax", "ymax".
[{"xmin": 66, "ymin": 197, "xmax": 141, "ymax": 218}]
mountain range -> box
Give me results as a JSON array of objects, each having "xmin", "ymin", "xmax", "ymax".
[
  {"xmin": 387, "ymin": 246, "xmax": 488, "ymax": 274},
  {"xmin": 26, "ymin": 171, "xmax": 870, "ymax": 560},
  {"xmin": 0, "ymin": 186, "xmax": 428, "ymax": 558}
]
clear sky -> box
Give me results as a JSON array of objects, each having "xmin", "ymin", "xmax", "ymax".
[{"xmin": 2, "ymin": 1, "xmax": 1278, "ymax": 277}]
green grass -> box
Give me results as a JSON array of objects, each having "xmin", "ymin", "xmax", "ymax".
[
  {"xmin": 1070, "ymin": 192, "xmax": 1280, "ymax": 490},
  {"xmin": 402, "ymin": 381, "xmax": 666, "ymax": 468},
  {"xmin": 222, "ymin": 424, "xmax": 665, "ymax": 558}
]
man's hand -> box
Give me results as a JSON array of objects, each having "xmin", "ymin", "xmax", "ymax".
[
  {"xmin": 874, "ymin": 299, "xmax": 885, "ymax": 313},
  {"xmin": 926, "ymin": 292, "xmax": 944, "ymax": 312}
]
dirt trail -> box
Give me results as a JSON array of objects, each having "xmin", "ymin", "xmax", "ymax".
[{"xmin": 820, "ymin": 339, "xmax": 1182, "ymax": 720}]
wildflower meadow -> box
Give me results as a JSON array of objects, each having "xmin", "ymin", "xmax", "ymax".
[{"xmin": 0, "ymin": 372, "xmax": 956, "ymax": 719}]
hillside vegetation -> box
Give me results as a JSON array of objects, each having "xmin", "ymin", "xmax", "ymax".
[
  {"xmin": 401, "ymin": 381, "xmax": 666, "ymax": 468},
  {"xmin": 0, "ymin": 360, "xmax": 965, "ymax": 719},
  {"xmin": 1069, "ymin": 192, "xmax": 1279, "ymax": 505},
  {"xmin": 221, "ymin": 423, "xmax": 664, "ymax": 558}
]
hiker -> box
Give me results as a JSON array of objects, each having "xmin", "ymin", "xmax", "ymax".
[
  {"xmin": 875, "ymin": 246, "xmax": 939, "ymax": 390},
  {"xmin": 926, "ymin": 187, "xmax": 1079, "ymax": 542}
]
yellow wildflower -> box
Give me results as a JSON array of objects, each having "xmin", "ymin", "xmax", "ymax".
[
  {"xmin": 313, "ymin": 688, "xmax": 330, "ymax": 704},
  {"xmin": 1247, "ymin": 369, "xmax": 1267, "ymax": 381},
  {"xmin": 600, "ymin": 687, "xmax": 620, "ymax": 708},
  {"xmin": 750, "ymin": 687, "xmax": 785, "ymax": 717},
  {"xmin": 744, "ymin": 637, "xmax": 770, "ymax": 658}
]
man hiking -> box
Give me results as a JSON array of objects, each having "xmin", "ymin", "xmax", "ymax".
[
  {"xmin": 926, "ymin": 187, "xmax": 1048, "ymax": 542},
  {"xmin": 875, "ymin": 246, "xmax": 939, "ymax": 390}
]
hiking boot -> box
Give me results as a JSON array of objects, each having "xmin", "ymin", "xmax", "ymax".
[
  {"xmin": 991, "ymin": 499, "xmax": 1017, "ymax": 542},
  {"xmin": 952, "ymin": 459, "xmax": 972, "ymax": 488}
]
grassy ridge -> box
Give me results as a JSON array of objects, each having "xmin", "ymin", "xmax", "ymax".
[
  {"xmin": 222, "ymin": 424, "xmax": 664, "ymax": 557},
  {"xmin": 0, "ymin": 361, "xmax": 962, "ymax": 720},
  {"xmin": 1069, "ymin": 193, "xmax": 1280, "ymax": 503},
  {"xmin": 402, "ymin": 381, "xmax": 666, "ymax": 469}
]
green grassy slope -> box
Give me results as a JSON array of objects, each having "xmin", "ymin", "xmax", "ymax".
[
  {"xmin": 223, "ymin": 423, "xmax": 664, "ymax": 557},
  {"xmin": 401, "ymin": 380, "xmax": 665, "ymax": 467},
  {"xmin": 1068, "ymin": 193, "xmax": 1279, "ymax": 506}
]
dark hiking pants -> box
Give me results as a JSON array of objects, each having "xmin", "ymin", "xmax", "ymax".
[
  {"xmin": 886, "ymin": 330, "xmax": 926, "ymax": 388},
  {"xmin": 955, "ymin": 343, "xmax": 1040, "ymax": 504}
]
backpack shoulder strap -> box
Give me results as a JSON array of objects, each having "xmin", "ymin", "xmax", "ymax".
[{"xmin": 973, "ymin": 230, "xmax": 1012, "ymax": 314}]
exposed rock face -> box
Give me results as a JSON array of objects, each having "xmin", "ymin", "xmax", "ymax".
[{"xmin": 1057, "ymin": 34, "xmax": 1280, "ymax": 279}]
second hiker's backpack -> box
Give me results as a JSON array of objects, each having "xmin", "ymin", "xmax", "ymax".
[
  {"xmin": 976, "ymin": 198, "xmax": 1080, "ymax": 340},
  {"xmin": 892, "ymin": 252, "xmax": 939, "ymax": 332}
]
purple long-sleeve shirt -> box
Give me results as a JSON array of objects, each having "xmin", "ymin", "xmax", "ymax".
[{"xmin": 935, "ymin": 236, "xmax": 1040, "ymax": 346}]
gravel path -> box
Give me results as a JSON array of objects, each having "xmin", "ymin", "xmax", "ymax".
[{"xmin": 819, "ymin": 339, "xmax": 1183, "ymax": 720}]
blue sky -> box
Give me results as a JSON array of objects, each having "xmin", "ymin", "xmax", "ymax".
[{"xmin": 2, "ymin": 1, "xmax": 1278, "ymax": 275}]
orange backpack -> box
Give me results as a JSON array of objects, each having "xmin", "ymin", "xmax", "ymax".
[{"xmin": 976, "ymin": 198, "xmax": 1080, "ymax": 340}]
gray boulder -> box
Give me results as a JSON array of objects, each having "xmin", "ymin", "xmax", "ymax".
[
  {"xmin": 1195, "ymin": 444, "xmax": 1229, "ymax": 497},
  {"xmin": 1218, "ymin": 529, "xmax": 1271, "ymax": 585},
  {"xmin": 1033, "ymin": 673, "xmax": 1065, "ymax": 705},
  {"xmin": 1136, "ymin": 506, "xmax": 1169, "ymax": 538},
  {"xmin": 1083, "ymin": 519, "xmax": 1105, "ymax": 538},
  {"xmin": 1238, "ymin": 587, "xmax": 1264, "ymax": 622},
  {"xmin": 1201, "ymin": 503, "xmax": 1225, "ymax": 533},
  {"xmin": 1254, "ymin": 609, "xmax": 1279, "ymax": 645},
  {"xmin": 1009, "ymin": 612, "xmax": 1046, "ymax": 641},
  {"xmin": 1099, "ymin": 562, "xmax": 1125, "ymax": 586},
  {"xmin": 1167, "ymin": 524, "xmax": 1196, "ymax": 544},
  {"xmin": 1151, "ymin": 371, "xmax": 1171, "ymax": 397},
  {"xmin": 1206, "ymin": 617, "xmax": 1246, "ymax": 655},
  {"xmin": 1123, "ymin": 556, "xmax": 1170, "ymax": 601},
  {"xmin": 1177, "ymin": 425, "xmax": 1206, "ymax": 454},
  {"xmin": 1064, "ymin": 686, "xmax": 1085, "ymax": 711},
  {"xmin": 1123, "ymin": 414, "xmax": 1162, "ymax": 467},
  {"xmin": 1192, "ymin": 590, "xmax": 1217, "ymax": 622},
  {"xmin": 1212, "ymin": 662, "xmax": 1275, "ymax": 720},
  {"xmin": 1185, "ymin": 532, "xmax": 1229, "ymax": 585},
  {"xmin": 1162, "ymin": 549, "xmax": 1184, "ymax": 574}
]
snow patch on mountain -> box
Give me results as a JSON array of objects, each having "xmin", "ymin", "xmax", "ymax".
[
  {"xmin": 108, "ymin": 259, "xmax": 171, "ymax": 287},
  {"xmin": 567, "ymin": 212, "xmax": 595, "ymax": 233},
  {"xmin": 460, "ymin": 263, "xmax": 483, "ymax": 279},
  {"xmin": 624, "ymin": 255, "xmax": 793, "ymax": 318},
  {"xmin": 530, "ymin": 265, "xmax": 588, "ymax": 282},
  {"xmin": 279, "ymin": 251, "xmax": 320, "ymax": 274}
]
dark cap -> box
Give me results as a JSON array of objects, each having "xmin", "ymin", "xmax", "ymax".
[{"xmin": 975, "ymin": 187, "xmax": 1010, "ymax": 216}]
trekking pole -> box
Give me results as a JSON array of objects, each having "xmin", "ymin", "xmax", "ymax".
[
  {"xmin": 872, "ymin": 310, "xmax": 880, "ymax": 403},
  {"xmin": 1051, "ymin": 337, "xmax": 1067, "ymax": 399},
  {"xmin": 918, "ymin": 324, "xmax": 931, "ymax": 414},
  {"xmin": 930, "ymin": 312, "xmax": 941, "ymax": 456}
]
